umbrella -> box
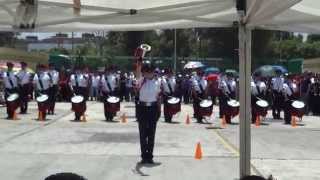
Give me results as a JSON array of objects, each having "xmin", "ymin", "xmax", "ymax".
[
  {"xmin": 184, "ymin": 61, "xmax": 205, "ymax": 69},
  {"xmin": 253, "ymin": 65, "xmax": 288, "ymax": 77},
  {"xmin": 206, "ymin": 74, "xmax": 219, "ymax": 81},
  {"xmin": 0, "ymin": 61, "xmax": 34, "ymax": 73},
  {"xmin": 225, "ymin": 69, "xmax": 238, "ymax": 77},
  {"xmin": 205, "ymin": 67, "xmax": 220, "ymax": 75}
]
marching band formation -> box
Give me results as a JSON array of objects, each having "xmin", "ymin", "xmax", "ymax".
[
  {"xmin": 1, "ymin": 43, "xmax": 320, "ymax": 164},
  {"xmin": 2, "ymin": 61, "xmax": 320, "ymax": 124}
]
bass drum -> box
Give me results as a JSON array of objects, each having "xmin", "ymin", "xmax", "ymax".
[
  {"xmin": 71, "ymin": 95, "xmax": 86, "ymax": 113},
  {"xmin": 227, "ymin": 99, "xmax": 240, "ymax": 117},
  {"xmin": 199, "ymin": 99, "xmax": 213, "ymax": 117},
  {"xmin": 255, "ymin": 100, "xmax": 269, "ymax": 117},
  {"xmin": 7, "ymin": 93, "xmax": 20, "ymax": 112},
  {"xmin": 165, "ymin": 97, "xmax": 181, "ymax": 116},
  {"xmin": 291, "ymin": 100, "xmax": 305, "ymax": 118},
  {"xmin": 36, "ymin": 94, "xmax": 49, "ymax": 112},
  {"xmin": 105, "ymin": 96, "xmax": 120, "ymax": 113}
]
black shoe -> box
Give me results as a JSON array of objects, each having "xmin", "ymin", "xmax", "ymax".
[
  {"xmin": 139, "ymin": 159, "xmax": 148, "ymax": 164},
  {"xmin": 147, "ymin": 159, "xmax": 155, "ymax": 164}
]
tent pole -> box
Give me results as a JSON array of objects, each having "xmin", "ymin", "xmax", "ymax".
[{"xmin": 239, "ymin": 19, "xmax": 252, "ymax": 177}]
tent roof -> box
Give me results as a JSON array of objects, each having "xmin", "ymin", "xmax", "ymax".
[{"xmin": 0, "ymin": 0, "xmax": 319, "ymax": 33}]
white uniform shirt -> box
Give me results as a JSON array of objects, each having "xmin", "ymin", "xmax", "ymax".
[
  {"xmin": 162, "ymin": 76, "xmax": 176, "ymax": 94},
  {"xmin": 192, "ymin": 75, "xmax": 207, "ymax": 93},
  {"xmin": 251, "ymin": 81, "xmax": 267, "ymax": 96},
  {"xmin": 91, "ymin": 75, "xmax": 100, "ymax": 87},
  {"xmin": 220, "ymin": 79, "xmax": 236, "ymax": 94},
  {"xmin": 48, "ymin": 70, "xmax": 59, "ymax": 85},
  {"xmin": 283, "ymin": 82, "xmax": 298, "ymax": 97},
  {"xmin": 3, "ymin": 71, "xmax": 18, "ymax": 89},
  {"xmin": 33, "ymin": 72, "xmax": 51, "ymax": 90},
  {"xmin": 138, "ymin": 77, "xmax": 161, "ymax": 102},
  {"xmin": 126, "ymin": 75, "xmax": 134, "ymax": 88},
  {"xmin": 272, "ymin": 77, "xmax": 284, "ymax": 92},
  {"xmin": 16, "ymin": 70, "xmax": 31, "ymax": 85},
  {"xmin": 70, "ymin": 73, "xmax": 89, "ymax": 88},
  {"xmin": 101, "ymin": 74, "xmax": 117, "ymax": 92}
]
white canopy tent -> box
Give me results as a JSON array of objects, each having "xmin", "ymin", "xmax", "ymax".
[{"xmin": 1, "ymin": 0, "xmax": 320, "ymax": 178}]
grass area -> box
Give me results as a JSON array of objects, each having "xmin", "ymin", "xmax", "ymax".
[{"xmin": 0, "ymin": 47, "xmax": 48, "ymax": 70}]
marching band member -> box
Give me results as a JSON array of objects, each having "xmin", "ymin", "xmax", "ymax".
[
  {"xmin": 309, "ymin": 74, "xmax": 320, "ymax": 115},
  {"xmin": 33, "ymin": 64, "xmax": 51, "ymax": 120},
  {"xmin": 69, "ymin": 66, "xmax": 89, "ymax": 121},
  {"xmin": 125, "ymin": 72, "xmax": 135, "ymax": 102},
  {"xmin": 271, "ymin": 70, "xmax": 284, "ymax": 119},
  {"xmin": 17, "ymin": 62, "xmax": 31, "ymax": 114},
  {"xmin": 161, "ymin": 68, "xmax": 177, "ymax": 123},
  {"xmin": 251, "ymin": 73, "xmax": 267, "ymax": 124},
  {"xmin": 48, "ymin": 63, "xmax": 59, "ymax": 115},
  {"xmin": 90, "ymin": 72, "xmax": 100, "ymax": 101},
  {"xmin": 136, "ymin": 61, "xmax": 161, "ymax": 164},
  {"xmin": 100, "ymin": 65, "xmax": 119, "ymax": 121},
  {"xmin": 3, "ymin": 62, "xmax": 19, "ymax": 120},
  {"xmin": 283, "ymin": 77, "xmax": 299, "ymax": 124},
  {"xmin": 219, "ymin": 72, "xmax": 237, "ymax": 124},
  {"xmin": 191, "ymin": 68, "xmax": 208, "ymax": 123}
]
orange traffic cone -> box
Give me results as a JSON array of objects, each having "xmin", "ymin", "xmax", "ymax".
[
  {"xmin": 186, "ymin": 114, "xmax": 190, "ymax": 125},
  {"xmin": 82, "ymin": 114, "xmax": 87, "ymax": 122},
  {"xmin": 291, "ymin": 116, "xmax": 297, "ymax": 128},
  {"xmin": 255, "ymin": 116, "xmax": 260, "ymax": 127},
  {"xmin": 13, "ymin": 111, "xmax": 18, "ymax": 120},
  {"xmin": 121, "ymin": 113, "xmax": 127, "ymax": 123},
  {"xmin": 221, "ymin": 115, "xmax": 227, "ymax": 128},
  {"xmin": 194, "ymin": 142, "xmax": 203, "ymax": 160},
  {"xmin": 38, "ymin": 111, "xmax": 43, "ymax": 121}
]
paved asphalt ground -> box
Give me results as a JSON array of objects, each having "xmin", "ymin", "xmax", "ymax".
[{"xmin": 0, "ymin": 101, "xmax": 319, "ymax": 180}]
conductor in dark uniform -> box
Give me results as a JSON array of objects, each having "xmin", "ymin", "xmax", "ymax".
[{"xmin": 135, "ymin": 61, "xmax": 161, "ymax": 164}]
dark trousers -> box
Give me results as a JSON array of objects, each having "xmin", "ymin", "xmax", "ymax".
[
  {"xmin": 137, "ymin": 105, "xmax": 159, "ymax": 160},
  {"xmin": 48, "ymin": 85, "xmax": 58, "ymax": 113},
  {"xmin": 163, "ymin": 95, "xmax": 172, "ymax": 123},
  {"xmin": 19, "ymin": 84, "xmax": 29, "ymax": 113},
  {"xmin": 284, "ymin": 100, "xmax": 292, "ymax": 124},
  {"xmin": 272, "ymin": 91, "xmax": 284, "ymax": 119},
  {"xmin": 183, "ymin": 90, "xmax": 190, "ymax": 104},
  {"xmin": 219, "ymin": 95, "xmax": 232, "ymax": 123}
]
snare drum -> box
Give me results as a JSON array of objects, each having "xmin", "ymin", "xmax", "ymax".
[
  {"xmin": 199, "ymin": 99, "xmax": 213, "ymax": 117},
  {"xmin": 7, "ymin": 93, "xmax": 20, "ymax": 112},
  {"xmin": 71, "ymin": 95, "xmax": 86, "ymax": 113},
  {"xmin": 36, "ymin": 94, "xmax": 49, "ymax": 112},
  {"xmin": 227, "ymin": 99, "xmax": 240, "ymax": 117},
  {"xmin": 255, "ymin": 99, "xmax": 269, "ymax": 117},
  {"xmin": 291, "ymin": 100, "xmax": 305, "ymax": 118},
  {"xmin": 105, "ymin": 96, "xmax": 120, "ymax": 113},
  {"xmin": 165, "ymin": 97, "xmax": 181, "ymax": 116}
]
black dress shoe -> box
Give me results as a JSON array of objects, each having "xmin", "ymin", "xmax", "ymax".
[{"xmin": 139, "ymin": 159, "xmax": 148, "ymax": 164}]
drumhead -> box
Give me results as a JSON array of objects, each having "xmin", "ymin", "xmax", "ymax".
[
  {"xmin": 7, "ymin": 93, "xmax": 19, "ymax": 102},
  {"xmin": 291, "ymin": 101, "xmax": 305, "ymax": 109},
  {"xmin": 227, "ymin": 99, "xmax": 240, "ymax": 107},
  {"xmin": 71, "ymin": 95, "xmax": 84, "ymax": 103},
  {"xmin": 200, "ymin": 99, "xmax": 213, "ymax": 108},
  {"xmin": 37, "ymin": 94, "xmax": 49, "ymax": 103},
  {"xmin": 168, "ymin": 97, "xmax": 180, "ymax": 104},
  {"xmin": 256, "ymin": 100, "xmax": 269, "ymax": 108},
  {"xmin": 107, "ymin": 96, "xmax": 120, "ymax": 103}
]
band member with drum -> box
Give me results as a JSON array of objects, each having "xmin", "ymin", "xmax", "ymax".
[
  {"xmin": 219, "ymin": 72, "xmax": 237, "ymax": 124},
  {"xmin": 251, "ymin": 73, "xmax": 268, "ymax": 124},
  {"xmin": 3, "ymin": 62, "xmax": 19, "ymax": 120},
  {"xmin": 191, "ymin": 68, "xmax": 208, "ymax": 123},
  {"xmin": 271, "ymin": 70, "xmax": 284, "ymax": 119},
  {"xmin": 33, "ymin": 64, "xmax": 51, "ymax": 120},
  {"xmin": 283, "ymin": 77, "xmax": 299, "ymax": 124},
  {"xmin": 100, "ymin": 65, "xmax": 120, "ymax": 121},
  {"xmin": 135, "ymin": 61, "xmax": 161, "ymax": 164},
  {"xmin": 161, "ymin": 68, "xmax": 180, "ymax": 123},
  {"xmin": 48, "ymin": 63, "xmax": 59, "ymax": 115},
  {"xmin": 69, "ymin": 66, "xmax": 89, "ymax": 121},
  {"xmin": 17, "ymin": 62, "xmax": 31, "ymax": 114}
]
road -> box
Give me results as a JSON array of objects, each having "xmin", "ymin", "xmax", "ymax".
[{"xmin": 0, "ymin": 101, "xmax": 319, "ymax": 180}]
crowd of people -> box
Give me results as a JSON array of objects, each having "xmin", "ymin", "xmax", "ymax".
[{"xmin": 1, "ymin": 61, "xmax": 319, "ymax": 123}]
